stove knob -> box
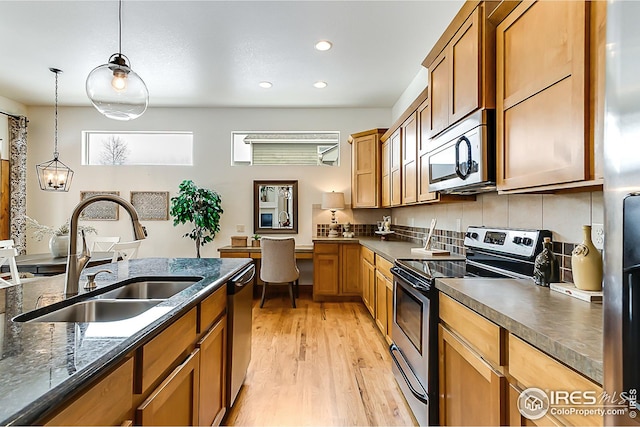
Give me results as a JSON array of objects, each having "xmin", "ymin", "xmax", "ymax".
[
  {"xmin": 513, "ymin": 236, "xmax": 523, "ymax": 245},
  {"xmin": 465, "ymin": 232, "xmax": 479, "ymax": 239},
  {"xmin": 522, "ymin": 237, "xmax": 534, "ymax": 246}
]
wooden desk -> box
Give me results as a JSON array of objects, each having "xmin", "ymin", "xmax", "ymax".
[
  {"xmin": 217, "ymin": 245, "xmax": 313, "ymax": 260},
  {"xmin": 1, "ymin": 252, "xmax": 115, "ymax": 276}
]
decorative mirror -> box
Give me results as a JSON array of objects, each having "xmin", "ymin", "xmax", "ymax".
[{"xmin": 253, "ymin": 180, "xmax": 298, "ymax": 234}]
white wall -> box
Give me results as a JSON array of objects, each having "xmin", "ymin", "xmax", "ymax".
[
  {"xmin": 25, "ymin": 106, "xmax": 390, "ymax": 257},
  {"xmin": 391, "ymin": 68, "xmax": 428, "ymax": 123},
  {"xmin": 391, "ymin": 191, "xmax": 604, "ymax": 243}
]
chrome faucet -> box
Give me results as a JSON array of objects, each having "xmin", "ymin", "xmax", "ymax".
[{"xmin": 64, "ymin": 194, "xmax": 147, "ymax": 297}]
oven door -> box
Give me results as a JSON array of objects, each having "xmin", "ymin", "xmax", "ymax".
[{"xmin": 390, "ymin": 267, "xmax": 434, "ymax": 426}]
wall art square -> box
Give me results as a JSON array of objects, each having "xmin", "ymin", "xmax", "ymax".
[
  {"xmin": 130, "ymin": 191, "xmax": 170, "ymax": 221},
  {"xmin": 79, "ymin": 191, "xmax": 120, "ymax": 221}
]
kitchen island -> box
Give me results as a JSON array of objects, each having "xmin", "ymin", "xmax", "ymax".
[{"xmin": 0, "ymin": 257, "xmax": 252, "ymax": 426}]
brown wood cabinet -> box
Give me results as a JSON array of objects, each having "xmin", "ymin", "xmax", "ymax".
[
  {"xmin": 313, "ymin": 242, "xmax": 360, "ymax": 300},
  {"xmin": 438, "ymin": 294, "xmax": 506, "ymax": 426},
  {"xmin": 381, "ymin": 139, "xmax": 391, "ymax": 208},
  {"xmin": 137, "ymin": 349, "xmax": 200, "ymax": 426},
  {"xmin": 417, "ymin": 98, "xmax": 439, "ymax": 203},
  {"xmin": 374, "ymin": 255, "xmax": 393, "ymax": 344},
  {"xmin": 496, "ymin": 0, "xmax": 603, "ymax": 193},
  {"xmin": 361, "ymin": 246, "xmax": 376, "ymax": 318},
  {"xmin": 197, "ymin": 316, "xmax": 227, "ymax": 427},
  {"xmin": 43, "ymin": 358, "xmax": 135, "ymax": 426},
  {"xmin": 401, "ymin": 113, "xmax": 417, "ymax": 204},
  {"xmin": 389, "ymin": 128, "xmax": 402, "ymax": 207},
  {"xmin": 423, "ymin": 4, "xmax": 493, "ymax": 139},
  {"xmin": 349, "ymin": 129, "xmax": 387, "ymax": 208}
]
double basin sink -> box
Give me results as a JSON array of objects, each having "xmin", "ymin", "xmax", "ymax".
[{"xmin": 14, "ymin": 277, "xmax": 202, "ymax": 323}]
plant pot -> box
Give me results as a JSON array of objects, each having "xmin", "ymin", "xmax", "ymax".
[
  {"xmin": 49, "ymin": 234, "xmax": 69, "ymax": 258},
  {"xmin": 251, "ymin": 240, "xmax": 261, "ymax": 247}
]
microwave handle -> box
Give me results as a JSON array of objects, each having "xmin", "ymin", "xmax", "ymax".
[{"xmin": 455, "ymin": 136, "xmax": 472, "ymax": 180}]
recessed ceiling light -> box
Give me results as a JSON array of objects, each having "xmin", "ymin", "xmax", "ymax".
[
  {"xmin": 313, "ymin": 81, "xmax": 328, "ymax": 89},
  {"xmin": 259, "ymin": 81, "xmax": 273, "ymax": 89},
  {"xmin": 315, "ymin": 40, "xmax": 333, "ymax": 51}
]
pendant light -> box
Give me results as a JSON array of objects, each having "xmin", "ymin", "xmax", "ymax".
[
  {"xmin": 85, "ymin": 0, "xmax": 148, "ymax": 120},
  {"xmin": 36, "ymin": 68, "xmax": 74, "ymax": 192}
]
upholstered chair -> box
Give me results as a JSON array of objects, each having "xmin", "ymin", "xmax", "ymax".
[{"xmin": 259, "ymin": 237, "xmax": 299, "ymax": 308}]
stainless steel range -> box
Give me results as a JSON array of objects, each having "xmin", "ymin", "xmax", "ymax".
[{"xmin": 390, "ymin": 226, "xmax": 552, "ymax": 426}]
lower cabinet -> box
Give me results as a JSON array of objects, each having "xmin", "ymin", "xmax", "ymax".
[
  {"xmin": 313, "ymin": 242, "xmax": 360, "ymax": 299},
  {"xmin": 137, "ymin": 349, "xmax": 201, "ymax": 426},
  {"xmin": 375, "ymin": 255, "xmax": 394, "ymax": 344},
  {"xmin": 361, "ymin": 246, "xmax": 376, "ymax": 318},
  {"xmin": 197, "ymin": 316, "xmax": 227, "ymax": 427},
  {"xmin": 43, "ymin": 358, "xmax": 135, "ymax": 426}
]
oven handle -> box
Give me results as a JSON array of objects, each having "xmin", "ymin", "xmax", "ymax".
[
  {"xmin": 455, "ymin": 136, "xmax": 472, "ymax": 180},
  {"xmin": 389, "ymin": 343, "xmax": 429, "ymax": 404}
]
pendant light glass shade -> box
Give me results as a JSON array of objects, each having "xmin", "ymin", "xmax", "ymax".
[
  {"xmin": 86, "ymin": 53, "xmax": 148, "ymax": 120},
  {"xmin": 37, "ymin": 68, "xmax": 74, "ymax": 192}
]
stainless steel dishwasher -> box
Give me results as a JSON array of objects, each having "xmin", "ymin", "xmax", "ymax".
[{"xmin": 226, "ymin": 263, "xmax": 255, "ymax": 408}]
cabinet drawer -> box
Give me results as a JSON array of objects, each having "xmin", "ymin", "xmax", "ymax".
[
  {"xmin": 375, "ymin": 255, "xmax": 393, "ymax": 280},
  {"xmin": 439, "ymin": 294, "xmax": 504, "ymax": 367},
  {"xmin": 361, "ymin": 246, "xmax": 375, "ymax": 265},
  {"xmin": 509, "ymin": 334, "xmax": 602, "ymax": 426},
  {"xmin": 44, "ymin": 358, "xmax": 134, "ymax": 426},
  {"xmin": 137, "ymin": 307, "xmax": 197, "ymax": 395},
  {"xmin": 314, "ymin": 243, "xmax": 339, "ymax": 254},
  {"xmin": 199, "ymin": 284, "xmax": 226, "ymax": 334}
]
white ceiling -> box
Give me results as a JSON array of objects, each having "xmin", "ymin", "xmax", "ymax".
[{"xmin": 0, "ymin": 1, "xmax": 463, "ymax": 109}]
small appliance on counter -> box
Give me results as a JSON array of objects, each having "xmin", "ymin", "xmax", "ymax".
[{"xmin": 390, "ymin": 226, "xmax": 551, "ymax": 425}]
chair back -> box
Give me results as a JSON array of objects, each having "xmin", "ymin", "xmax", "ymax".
[
  {"xmin": 111, "ymin": 240, "xmax": 141, "ymax": 262},
  {"xmin": 0, "ymin": 239, "xmax": 21, "ymax": 285},
  {"xmin": 90, "ymin": 236, "xmax": 121, "ymax": 252},
  {"xmin": 260, "ymin": 237, "xmax": 299, "ymax": 283}
]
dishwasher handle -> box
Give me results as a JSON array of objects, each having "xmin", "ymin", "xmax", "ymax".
[{"xmin": 231, "ymin": 264, "xmax": 255, "ymax": 288}]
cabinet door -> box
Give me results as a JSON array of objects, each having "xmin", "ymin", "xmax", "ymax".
[
  {"xmin": 44, "ymin": 358, "xmax": 134, "ymax": 426},
  {"xmin": 374, "ymin": 270, "xmax": 388, "ymax": 335},
  {"xmin": 439, "ymin": 325, "xmax": 506, "ymax": 426},
  {"xmin": 428, "ymin": 49, "xmax": 450, "ymax": 138},
  {"xmin": 313, "ymin": 244, "xmax": 339, "ymax": 296},
  {"xmin": 401, "ymin": 113, "xmax": 418, "ymax": 205},
  {"xmin": 390, "ymin": 129, "xmax": 402, "ymax": 206},
  {"xmin": 197, "ymin": 316, "xmax": 227, "ymax": 427},
  {"xmin": 496, "ymin": 0, "xmax": 588, "ymax": 191},
  {"xmin": 340, "ymin": 244, "xmax": 361, "ymax": 295},
  {"xmin": 508, "ymin": 383, "xmax": 563, "ymax": 427},
  {"xmin": 361, "ymin": 258, "xmax": 375, "ymax": 318},
  {"xmin": 386, "ymin": 284, "xmax": 393, "ymax": 344},
  {"xmin": 138, "ymin": 349, "xmax": 200, "ymax": 426},
  {"xmin": 417, "ymin": 98, "xmax": 439, "ymax": 202},
  {"xmin": 352, "ymin": 133, "xmax": 380, "ymax": 208},
  {"xmin": 449, "ymin": 6, "xmax": 481, "ymax": 124},
  {"xmin": 381, "ymin": 140, "xmax": 391, "ymax": 207}
]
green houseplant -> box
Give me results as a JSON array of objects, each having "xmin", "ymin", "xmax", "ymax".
[
  {"xmin": 251, "ymin": 234, "xmax": 261, "ymax": 247},
  {"xmin": 170, "ymin": 180, "xmax": 223, "ymax": 258}
]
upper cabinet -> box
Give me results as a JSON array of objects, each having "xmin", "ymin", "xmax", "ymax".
[
  {"xmin": 389, "ymin": 128, "xmax": 402, "ymax": 207},
  {"xmin": 401, "ymin": 112, "xmax": 418, "ymax": 204},
  {"xmin": 495, "ymin": 0, "xmax": 605, "ymax": 193},
  {"xmin": 422, "ymin": 2, "xmax": 495, "ymax": 139},
  {"xmin": 349, "ymin": 129, "xmax": 387, "ymax": 208}
]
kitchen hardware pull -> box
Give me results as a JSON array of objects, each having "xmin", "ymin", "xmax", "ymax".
[
  {"xmin": 455, "ymin": 136, "xmax": 472, "ymax": 180},
  {"xmin": 389, "ymin": 343, "xmax": 429, "ymax": 404},
  {"xmin": 233, "ymin": 265, "xmax": 256, "ymax": 287}
]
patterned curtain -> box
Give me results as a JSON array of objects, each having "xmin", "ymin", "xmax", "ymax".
[{"xmin": 9, "ymin": 116, "xmax": 27, "ymax": 255}]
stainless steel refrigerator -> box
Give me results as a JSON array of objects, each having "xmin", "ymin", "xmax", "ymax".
[{"xmin": 604, "ymin": 1, "xmax": 640, "ymax": 425}]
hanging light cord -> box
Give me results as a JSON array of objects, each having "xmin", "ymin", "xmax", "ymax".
[
  {"xmin": 53, "ymin": 70, "xmax": 59, "ymax": 160},
  {"xmin": 118, "ymin": 0, "xmax": 122, "ymax": 55}
]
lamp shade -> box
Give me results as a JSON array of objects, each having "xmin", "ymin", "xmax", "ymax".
[
  {"xmin": 321, "ymin": 191, "xmax": 345, "ymax": 210},
  {"xmin": 86, "ymin": 56, "xmax": 148, "ymax": 121}
]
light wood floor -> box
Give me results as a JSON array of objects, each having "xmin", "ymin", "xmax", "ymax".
[{"xmin": 223, "ymin": 292, "xmax": 417, "ymax": 426}]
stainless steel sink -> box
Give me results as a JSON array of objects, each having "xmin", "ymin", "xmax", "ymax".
[
  {"xmin": 97, "ymin": 278, "xmax": 199, "ymax": 300},
  {"xmin": 16, "ymin": 299, "xmax": 163, "ymax": 323}
]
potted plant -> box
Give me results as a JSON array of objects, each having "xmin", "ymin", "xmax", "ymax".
[
  {"xmin": 26, "ymin": 216, "xmax": 97, "ymax": 257},
  {"xmin": 251, "ymin": 234, "xmax": 261, "ymax": 247},
  {"xmin": 170, "ymin": 179, "xmax": 223, "ymax": 258}
]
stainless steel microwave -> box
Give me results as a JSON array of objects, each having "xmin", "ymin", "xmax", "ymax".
[{"xmin": 427, "ymin": 110, "xmax": 496, "ymax": 194}]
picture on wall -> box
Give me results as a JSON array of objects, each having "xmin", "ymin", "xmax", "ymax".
[
  {"xmin": 130, "ymin": 191, "xmax": 170, "ymax": 221},
  {"xmin": 79, "ymin": 191, "xmax": 120, "ymax": 221}
]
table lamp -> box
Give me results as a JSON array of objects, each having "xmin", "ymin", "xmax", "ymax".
[{"xmin": 321, "ymin": 191, "xmax": 345, "ymax": 237}]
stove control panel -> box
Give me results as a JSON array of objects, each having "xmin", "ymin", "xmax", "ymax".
[{"xmin": 464, "ymin": 226, "xmax": 552, "ymax": 259}]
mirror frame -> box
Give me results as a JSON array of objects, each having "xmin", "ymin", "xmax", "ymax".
[{"xmin": 253, "ymin": 180, "xmax": 298, "ymax": 234}]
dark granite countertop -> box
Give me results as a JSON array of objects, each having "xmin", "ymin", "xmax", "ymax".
[
  {"xmin": 436, "ymin": 278, "xmax": 603, "ymax": 385},
  {"xmin": 0, "ymin": 257, "xmax": 252, "ymax": 426}
]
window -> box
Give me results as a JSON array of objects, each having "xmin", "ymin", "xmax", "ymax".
[
  {"xmin": 82, "ymin": 131, "xmax": 193, "ymax": 166},
  {"xmin": 232, "ymin": 131, "xmax": 340, "ymax": 166}
]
